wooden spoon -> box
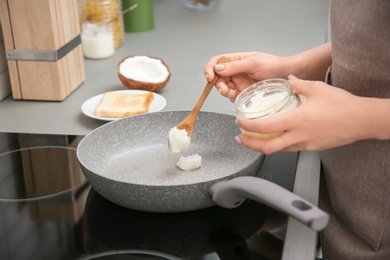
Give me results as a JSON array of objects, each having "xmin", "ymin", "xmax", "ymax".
[{"xmin": 174, "ymin": 56, "xmax": 230, "ymax": 137}]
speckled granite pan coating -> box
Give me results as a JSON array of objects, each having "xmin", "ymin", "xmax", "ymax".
[{"xmin": 77, "ymin": 111, "xmax": 264, "ymax": 212}]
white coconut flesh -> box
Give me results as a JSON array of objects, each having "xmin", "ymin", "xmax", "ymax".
[{"xmin": 119, "ymin": 56, "xmax": 169, "ymax": 83}]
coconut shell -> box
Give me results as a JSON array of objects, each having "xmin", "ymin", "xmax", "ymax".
[{"xmin": 117, "ymin": 55, "xmax": 171, "ymax": 93}]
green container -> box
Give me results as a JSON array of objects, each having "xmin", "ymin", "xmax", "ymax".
[{"xmin": 122, "ymin": 0, "xmax": 154, "ymax": 32}]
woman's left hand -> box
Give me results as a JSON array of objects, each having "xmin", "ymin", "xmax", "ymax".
[{"xmin": 235, "ymin": 76, "xmax": 367, "ymax": 154}]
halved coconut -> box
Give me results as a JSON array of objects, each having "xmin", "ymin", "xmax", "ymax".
[{"xmin": 118, "ymin": 55, "xmax": 171, "ymax": 92}]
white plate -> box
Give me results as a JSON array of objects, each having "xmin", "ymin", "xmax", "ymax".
[{"xmin": 81, "ymin": 90, "xmax": 167, "ymax": 121}]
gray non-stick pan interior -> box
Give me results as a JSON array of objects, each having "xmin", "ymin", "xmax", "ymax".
[{"xmin": 77, "ymin": 111, "xmax": 264, "ymax": 212}]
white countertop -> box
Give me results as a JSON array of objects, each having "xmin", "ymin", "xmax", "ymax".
[{"xmin": 0, "ymin": 0, "xmax": 329, "ymax": 136}]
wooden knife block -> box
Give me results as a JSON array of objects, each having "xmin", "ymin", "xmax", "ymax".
[{"xmin": 0, "ymin": 0, "xmax": 86, "ymax": 101}]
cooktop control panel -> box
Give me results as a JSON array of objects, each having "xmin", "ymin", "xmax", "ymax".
[{"xmin": 258, "ymin": 152, "xmax": 298, "ymax": 191}]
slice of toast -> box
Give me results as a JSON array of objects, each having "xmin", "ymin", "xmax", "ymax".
[{"xmin": 95, "ymin": 91, "xmax": 154, "ymax": 118}]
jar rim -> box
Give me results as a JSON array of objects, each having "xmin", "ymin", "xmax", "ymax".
[{"xmin": 235, "ymin": 78, "xmax": 294, "ymax": 117}]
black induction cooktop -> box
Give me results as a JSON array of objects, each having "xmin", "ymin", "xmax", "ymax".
[{"xmin": 0, "ymin": 136, "xmax": 298, "ymax": 260}]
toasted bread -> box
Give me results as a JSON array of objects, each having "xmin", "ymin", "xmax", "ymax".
[{"xmin": 95, "ymin": 91, "xmax": 154, "ymax": 118}]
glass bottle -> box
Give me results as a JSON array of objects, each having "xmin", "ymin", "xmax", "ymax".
[
  {"xmin": 79, "ymin": 0, "xmax": 124, "ymax": 49},
  {"xmin": 235, "ymin": 79, "xmax": 302, "ymax": 139}
]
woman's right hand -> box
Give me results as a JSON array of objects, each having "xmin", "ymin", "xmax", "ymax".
[
  {"xmin": 204, "ymin": 52, "xmax": 290, "ymax": 101},
  {"xmin": 204, "ymin": 43, "xmax": 332, "ymax": 101}
]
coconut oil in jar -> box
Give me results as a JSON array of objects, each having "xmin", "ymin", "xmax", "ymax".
[
  {"xmin": 235, "ymin": 79, "xmax": 301, "ymax": 139},
  {"xmin": 81, "ymin": 22, "xmax": 114, "ymax": 59}
]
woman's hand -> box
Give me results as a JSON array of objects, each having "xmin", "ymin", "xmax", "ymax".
[
  {"xmin": 235, "ymin": 77, "xmax": 369, "ymax": 154},
  {"xmin": 204, "ymin": 52, "xmax": 290, "ymax": 101},
  {"xmin": 204, "ymin": 44, "xmax": 332, "ymax": 102}
]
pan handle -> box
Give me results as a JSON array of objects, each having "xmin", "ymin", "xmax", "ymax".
[{"xmin": 209, "ymin": 176, "xmax": 329, "ymax": 231}]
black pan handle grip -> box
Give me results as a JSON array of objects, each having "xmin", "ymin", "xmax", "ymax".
[{"xmin": 209, "ymin": 176, "xmax": 329, "ymax": 231}]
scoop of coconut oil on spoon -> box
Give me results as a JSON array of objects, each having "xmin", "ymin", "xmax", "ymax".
[{"xmin": 168, "ymin": 56, "xmax": 230, "ymax": 153}]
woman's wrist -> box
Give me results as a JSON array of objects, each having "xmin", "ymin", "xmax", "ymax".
[{"xmin": 287, "ymin": 43, "xmax": 332, "ymax": 81}]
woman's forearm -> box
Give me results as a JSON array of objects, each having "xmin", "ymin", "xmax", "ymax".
[{"xmin": 288, "ymin": 42, "xmax": 332, "ymax": 81}]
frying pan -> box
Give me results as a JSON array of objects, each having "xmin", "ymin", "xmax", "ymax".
[{"xmin": 77, "ymin": 111, "xmax": 329, "ymax": 231}]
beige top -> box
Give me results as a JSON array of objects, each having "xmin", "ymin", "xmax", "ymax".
[{"xmin": 320, "ymin": 1, "xmax": 390, "ymax": 259}]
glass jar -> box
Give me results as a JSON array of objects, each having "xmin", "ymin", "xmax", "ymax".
[
  {"xmin": 235, "ymin": 78, "xmax": 301, "ymax": 139},
  {"xmin": 79, "ymin": 0, "xmax": 124, "ymax": 48},
  {"xmin": 181, "ymin": 0, "xmax": 221, "ymax": 10},
  {"xmin": 81, "ymin": 22, "xmax": 115, "ymax": 59}
]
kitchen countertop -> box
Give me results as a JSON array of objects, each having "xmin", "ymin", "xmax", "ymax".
[
  {"xmin": 0, "ymin": 1, "xmax": 329, "ymax": 259},
  {"xmin": 0, "ymin": 0, "xmax": 329, "ymax": 136}
]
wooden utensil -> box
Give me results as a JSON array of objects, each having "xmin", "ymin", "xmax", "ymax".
[{"xmin": 175, "ymin": 56, "xmax": 230, "ymax": 137}]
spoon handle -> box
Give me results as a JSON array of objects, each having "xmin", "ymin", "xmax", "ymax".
[
  {"xmin": 176, "ymin": 56, "xmax": 230, "ymax": 137},
  {"xmin": 186, "ymin": 56, "xmax": 229, "ymax": 118},
  {"xmin": 190, "ymin": 56, "xmax": 230, "ymax": 116}
]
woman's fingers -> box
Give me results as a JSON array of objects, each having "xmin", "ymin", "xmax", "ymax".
[
  {"xmin": 235, "ymin": 131, "xmax": 294, "ymax": 155},
  {"xmin": 204, "ymin": 52, "xmax": 256, "ymax": 81}
]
